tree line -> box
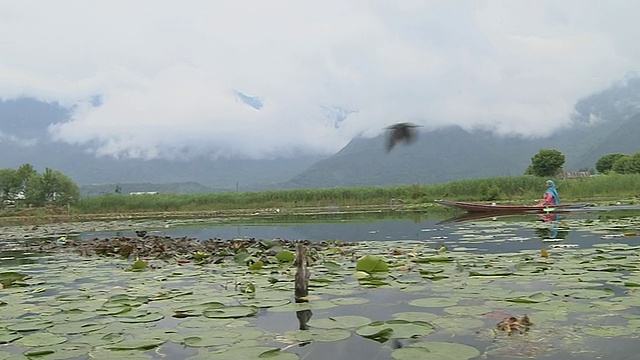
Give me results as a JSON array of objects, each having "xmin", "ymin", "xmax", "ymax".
[
  {"xmin": 0, "ymin": 164, "xmax": 80, "ymax": 209},
  {"xmin": 1, "ymin": 150, "xmax": 638, "ymax": 211},
  {"xmin": 525, "ymin": 149, "xmax": 640, "ymax": 177}
]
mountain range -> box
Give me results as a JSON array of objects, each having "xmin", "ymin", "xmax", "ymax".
[{"xmin": 2, "ymin": 74, "xmax": 640, "ymax": 195}]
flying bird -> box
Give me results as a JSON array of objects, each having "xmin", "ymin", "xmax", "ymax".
[{"xmin": 385, "ymin": 122, "xmax": 421, "ymax": 152}]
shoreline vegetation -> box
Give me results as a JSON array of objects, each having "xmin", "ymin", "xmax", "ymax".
[{"xmin": 1, "ymin": 175, "xmax": 639, "ymax": 227}]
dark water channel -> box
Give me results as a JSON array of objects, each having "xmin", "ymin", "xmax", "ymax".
[{"xmin": 2, "ymin": 209, "xmax": 640, "ymax": 360}]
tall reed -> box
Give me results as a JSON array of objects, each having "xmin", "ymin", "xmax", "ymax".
[{"xmin": 73, "ymin": 174, "xmax": 640, "ymax": 214}]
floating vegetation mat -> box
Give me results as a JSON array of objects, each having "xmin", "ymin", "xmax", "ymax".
[{"xmin": 1, "ymin": 218, "xmax": 640, "ymax": 360}]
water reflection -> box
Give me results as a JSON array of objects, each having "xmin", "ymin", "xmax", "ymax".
[{"xmin": 534, "ymin": 213, "xmax": 569, "ymax": 240}]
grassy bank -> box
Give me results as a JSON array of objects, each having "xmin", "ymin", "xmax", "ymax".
[
  {"xmin": 2, "ymin": 174, "xmax": 639, "ymax": 219},
  {"xmin": 73, "ymin": 174, "xmax": 640, "ymax": 214}
]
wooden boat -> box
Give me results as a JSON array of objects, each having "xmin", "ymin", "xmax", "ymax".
[{"xmin": 434, "ymin": 199, "xmax": 583, "ymax": 213}]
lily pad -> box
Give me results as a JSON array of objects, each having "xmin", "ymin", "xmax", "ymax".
[
  {"xmin": 6, "ymin": 319, "xmax": 53, "ymax": 332},
  {"xmin": 307, "ymin": 315, "xmax": 372, "ymax": 329},
  {"xmin": 117, "ymin": 310, "xmax": 164, "ymax": 323},
  {"xmin": 356, "ymin": 320, "xmax": 435, "ymax": 341},
  {"xmin": 283, "ymin": 328, "xmax": 351, "ymax": 342},
  {"xmin": 18, "ymin": 333, "xmax": 67, "ymax": 347},
  {"xmin": 203, "ymin": 306, "xmax": 258, "ymax": 318},
  {"xmin": 106, "ymin": 335, "xmax": 167, "ymax": 351},
  {"xmin": 392, "ymin": 341, "xmax": 480, "ymax": 360},
  {"xmin": 0, "ymin": 272, "xmax": 28, "ymax": 288},
  {"xmin": 356, "ymin": 255, "xmax": 389, "ymax": 273},
  {"xmin": 275, "ymin": 250, "xmax": 295, "ymax": 262},
  {"xmin": 329, "ymin": 297, "xmax": 369, "ymax": 306},
  {"xmin": 22, "ymin": 344, "xmax": 91, "ymax": 360},
  {"xmin": 47, "ymin": 322, "xmax": 107, "ymax": 335},
  {"xmin": 201, "ymin": 346, "xmax": 298, "ymax": 360},
  {"xmin": 180, "ymin": 330, "xmax": 241, "ymax": 347},
  {"xmin": 0, "ymin": 329, "xmax": 22, "ymax": 344}
]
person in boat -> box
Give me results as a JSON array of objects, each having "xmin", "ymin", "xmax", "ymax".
[{"xmin": 538, "ymin": 179, "xmax": 559, "ymax": 206}]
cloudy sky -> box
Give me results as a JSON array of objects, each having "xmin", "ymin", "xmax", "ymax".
[{"xmin": 1, "ymin": 1, "xmax": 639, "ymax": 160}]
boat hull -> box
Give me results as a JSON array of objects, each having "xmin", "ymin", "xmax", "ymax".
[{"xmin": 434, "ymin": 200, "xmax": 578, "ymax": 213}]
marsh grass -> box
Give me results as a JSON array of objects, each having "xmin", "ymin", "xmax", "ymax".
[{"xmin": 64, "ymin": 174, "xmax": 640, "ymax": 215}]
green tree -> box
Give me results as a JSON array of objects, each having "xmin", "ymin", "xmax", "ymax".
[
  {"xmin": 528, "ymin": 149, "xmax": 566, "ymax": 177},
  {"xmin": 0, "ymin": 168, "xmax": 19, "ymax": 207},
  {"xmin": 24, "ymin": 168, "xmax": 80, "ymax": 207},
  {"xmin": 595, "ymin": 153, "xmax": 626, "ymax": 174},
  {"xmin": 611, "ymin": 153, "xmax": 640, "ymax": 174}
]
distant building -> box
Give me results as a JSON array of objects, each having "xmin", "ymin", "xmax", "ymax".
[
  {"xmin": 559, "ymin": 171, "xmax": 592, "ymax": 179},
  {"xmin": 129, "ymin": 191, "xmax": 159, "ymax": 195}
]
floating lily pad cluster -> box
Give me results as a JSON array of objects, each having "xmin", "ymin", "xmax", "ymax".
[{"xmin": 1, "ymin": 214, "xmax": 640, "ymax": 359}]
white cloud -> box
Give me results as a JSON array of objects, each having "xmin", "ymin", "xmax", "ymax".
[
  {"xmin": 1, "ymin": 1, "xmax": 639, "ymax": 160},
  {"xmin": 0, "ymin": 130, "xmax": 38, "ymax": 147}
]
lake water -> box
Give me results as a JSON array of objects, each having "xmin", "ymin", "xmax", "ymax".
[{"xmin": 2, "ymin": 209, "xmax": 640, "ymax": 360}]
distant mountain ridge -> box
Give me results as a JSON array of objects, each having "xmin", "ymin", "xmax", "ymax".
[
  {"xmin": 276, "ymin": 74, "xmax": 640, "ymax": 189},
  {"xmin": 0, "ymin": 97, "xmax": 325, "ymax": 192},
  {"xmin": 2, "ymin": 73, "xmax": 640, "ymax": 193}
]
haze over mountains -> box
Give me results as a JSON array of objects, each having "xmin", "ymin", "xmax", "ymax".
[{"xmin": 2, "ymin": 74, "xmax": 640, "ymax": 195}]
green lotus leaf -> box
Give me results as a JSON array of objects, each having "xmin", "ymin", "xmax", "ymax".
[
  {"xmin": 240, "ymin": 298, "xmax": 291, "ymax": 308},
  {"xmin": 354, "ymin": 321, "xmax": 394, "ymax": 342},
  {"xmin": 503, "ymin": 292, "xmax": 552, "ymax": 304},
  {"xmin": 127, "ymin": 260, "xmax": 148, "ymax": 272},
  {"xmin": 103, "ymin": 294, "xmax": 149, "ymax": 307},
  {"xmin": 172, "ymin": 301, "xmax": 226, "ymax": 317},
  {"xmin": 0, "ymin": 329, "xmax": 22, "ymax": 344},
  {"xmin": 552, "ymin": 288, "xmax": 615, "ymax": 299},
  {"xmin": 180, "ymin": 330, "xmax": 241, "ymax": 347},
  {"xmin": 199, "ymin": 346, "xmax": 298, "ymax": 360},
  {"xmin": 106, "ymin": 335, "xmax": 167, "ymax": 351},
  {"xmin": 6, "ymin": 319, "xmax": 53, "ymax": 332},
  {"xmin": 97, "ymin": 305, "xmax": 132, "ymax": 316},
  {"xmin": 468, "ymin": 270, "xmax": 514, "ymax": 277},
  {"xmin": 275, "ymin": 250, "xmax": 295, "ymax": 263},
  {"xmin": 71, "ymin": 331, "xmax": 125, "ymax": 346},
  {"xmin": 0, "ymin": 272, "xmax": 29, "ymax": 288},
  {"xmin": 22, "ymin": 343, "xmax": 91, "ymax": 360},
  {"xmin": 18, "ymin": 333, "xmax": 67, "ymax": 347},
  {"xmin": 324, "ymin": 261, "xmax": 342, "ymax": 272},
  {"xmin": 47, "ymin": 321, "xmax": 107, "ymax": 335},
  {"xmin": 353, "ymin": 271, "xmax": 371, "ymax": 279},
  {"xmin": 116, "ymin": 310, "xmax": 164, "ymax": 323},
  {"xmin": 89, "ymin": 348, "xmax": 154, "ymax": 359},
  {"xmin": 55, "ymin": 294, "xmax": 91, "ymax": 302},
  {"xmin": 356, "ymin": 320, "xmax": 435, "ymax": 341},
  {"xmin": 329, "ymin": 297, "xmax": 369, "ymax": 306},
  {"xmin": 412, "ymin": 256, "xmax": 453, "ymax": 263},
  {"xmin": 267, "ymin": 301, "xmax": 337, "ymax": 313},
  {"xmin": 202, "ymin": 306, "xmax": 258, "ymax": 318},
  {"xmin": 392, "ymin": 341, "xmax": 480, "ymax": 360},
  {"xmin": 585, "ymin": 325, "xmax": 636, "ymax": 337},
  {"xmin": 283, "ymin": 328, "xmax": 351, "ymax": 342},
  {"xmin": 149, "ymin": 289, "xmax": 193, "ymax": 301},
  {"xmin": 356, "ymin": 255, "xmax": 388, "ymax": 273},
  {"xmin": 307, "ymin": 315, "xmax": 372, "ymax": 329},
  {"xmin": 177, "ymin": 318, "xmax": 237, "ymax": 329}
]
